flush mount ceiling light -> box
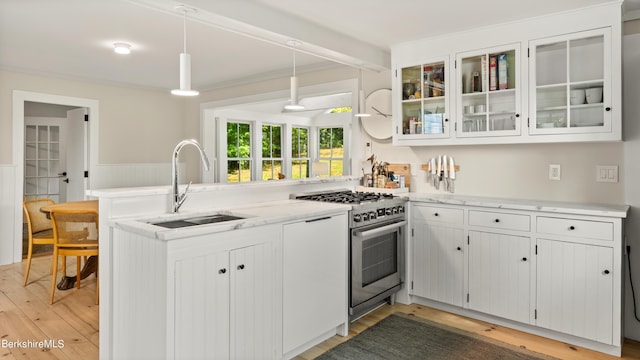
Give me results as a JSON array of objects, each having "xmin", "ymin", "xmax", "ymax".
[
  {"xmin": 171, "ymin": 5, "xmax": 199, "ymax": 96},
  {"xmin": 113, "ymin": 43, "xmax": 131, "ymax": 55},
  {"xmin": 354, "ymin": 68, "xmax": 371, "ymax": 118},
  {"xmin": 284, "ymin": 40, "xmax": 304, "ymax": 110}
]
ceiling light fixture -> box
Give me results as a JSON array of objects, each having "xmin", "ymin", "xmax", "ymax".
[
  {"xmin": 284, "ymin": 40, "xmax": 304, "ymax": 110},
  {"xmin": 171, "ymin": 5, "xmax": 199, "ymax": 96},
  {"xmin": 113, "ymin": 43, "xmax": 131, "ymax": 55},
  {"xmin": 354, "ymin": 68, "xmax": 371, "ymax": 118}
]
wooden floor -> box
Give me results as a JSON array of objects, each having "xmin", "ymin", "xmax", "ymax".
[
  {"xmin": 2, "ymin": 256, "xmax": 640, "ymax": 360},
  {"xmin": 296, "ymin": 304, "xmax": 640, "ymax": 360},
  {"xmin": 0, "ymin": 255, "xmax": 99, "ymax": 359}
]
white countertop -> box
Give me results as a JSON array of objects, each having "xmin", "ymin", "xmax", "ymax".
[
  {"xmin": 113, "ymin": 199, "xmax": 351, "ymax": 241},
  {"xmin": 407, "ymin": 193, "xmax": 629, "ymax": 218}
]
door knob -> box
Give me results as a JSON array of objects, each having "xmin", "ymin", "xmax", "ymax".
[
  {"xmin": 63, "ymin": 179, "xmax": 69, "ymax": 183},
  {"xmin": 57, "ymin": 172, "xmax": 67, "ymax": 177}
]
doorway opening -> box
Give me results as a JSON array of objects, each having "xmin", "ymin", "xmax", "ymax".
[{"xmin": 10, "ymin": 91, "xmax": 99, "ymax": 265}]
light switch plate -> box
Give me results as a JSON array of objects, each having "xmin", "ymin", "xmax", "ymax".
[
  {"xmin": 365, "ymin": 141, "xmax": 372, "ymax": 157},
  {"xmin": 596, "ymin": 165, "xmax": 618, "ymax": 183},
  {"xmin": 549, "ymin": 164, "xmax": 561, "ymax": 181}
]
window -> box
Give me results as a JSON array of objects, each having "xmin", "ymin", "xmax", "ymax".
[
  {"xmin": 291, "ymin": 127, "xmax": 310, "ymax": 179},
  {"xmin": 227, "ymin": 122, "xmax": 252, "ymax": 182},
  {"xmin": 318, "ymin": 127, "xmax": 344, "ymax": 177},
  {"xmin": 262, "ymin": 124, "xmax": 282, "ymax": 180}
]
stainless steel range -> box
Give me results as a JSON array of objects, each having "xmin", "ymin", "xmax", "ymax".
[{"xmin": 291, "ymin": 189, "xmax": 407, "ymax": 320}]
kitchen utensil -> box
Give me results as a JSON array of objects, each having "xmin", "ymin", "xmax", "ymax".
[
  {"xmin": 430, "ymin": 157, "xmax": 437, "ymax": 187},
  {"xmin": 443, "ymin": 156, "xmax": 449, "ymax": 191},
  {"xmin": 570, "ymin": 89, "xmax": 585, "ymax": 105},
  {"xmin": 585, "ymin": 87, "xmax": 602, "ymax": 104},
  {"xmin": 449, "ymin": 156, "xmax": 456, "ymax": 193},
  {"xmin": 436, "ymin": 156, "xmax": 442, "ymax": 189}
]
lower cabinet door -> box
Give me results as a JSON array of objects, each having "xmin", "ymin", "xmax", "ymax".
[
  {"xmin": 174, "ymin": 250, "xmax": 230, "ymax": 359},
  {"xmin": 468, "ymin": 231, "xmax": 531, "ymax": 323},
  {"xmin": 536, "ymin": 239, "xmax": 614, "ymax": 344},
  {"xmin": 412, "ymin": 221, "xmax": 465, "ymax": 306}
]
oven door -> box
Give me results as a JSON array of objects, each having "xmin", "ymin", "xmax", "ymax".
[{"xmin": 350, "ymin": 219, "xmax": 406, "ymax": 310}]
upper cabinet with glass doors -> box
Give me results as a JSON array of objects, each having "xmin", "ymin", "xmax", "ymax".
[
  {"xmin": 529, "ymin": 28, "xmax": 612, "ymax": 135},
  {"xmin": 456, "ymin": 44, "xmax": 520, "ymax": 138},
  {"xmin": 396, "ymin": 57, "xmax": 451, "ymax": 140},
  {"xmin": 390, "ymin": 2, "xmax": 621, "ymax": 146}
]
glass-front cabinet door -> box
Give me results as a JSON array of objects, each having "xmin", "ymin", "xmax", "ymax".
[
  {"xmin": 456, "ymin": 43, "xmax": 521, "ymax": 138},
  {"xmin": 398, "ymin": 56, "xmax": 450, "ymax": 139},
  {"xmin": 529, "ymin": 28, "xmax": 611, "ymax": 134}
]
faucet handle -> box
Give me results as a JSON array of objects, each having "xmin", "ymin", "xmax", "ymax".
[{"xmin": 177, "ymin": 181, "xmax": 192, "ymax": 208}]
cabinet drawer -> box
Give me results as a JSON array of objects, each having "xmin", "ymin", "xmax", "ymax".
[
  {"xmin": 469, "ymin": 210, "xmax": 530, "ymax": 231},
  {"xmin": 537, "ymin": 217, "xmax": 613, "ymax": 241},
  {"xmin": 414, "ymin": 206, "xmax": 463, "ymax": 225}
]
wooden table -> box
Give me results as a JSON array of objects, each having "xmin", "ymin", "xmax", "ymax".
[{"xmin": 40, "ymin": 200, "xmax": 99, "ymax": 217}]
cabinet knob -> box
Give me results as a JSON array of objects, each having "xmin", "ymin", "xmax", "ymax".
[
  {"xmin": 237, "ymin": 264, "xmax": 245, "ymax": 270},
  {"xmin": 434, "ymin": 213, "xmax": 439, "ymax": 217},
  {"xmin": 569, "ymin": 225, "xmax": 575, "ymax": 230},
  {"xmin": 515, "ymin": 113, "xmax": 520, "ymax": 118},
  {"xmin": 218, "ymin": 268, "xmax": 227, "ymax": 274},
  {"xmin": 604, "ymin": 269, "xmax": 610, "ymax": 275},
  {"xmin": 522, "ymin": 257, "xmax": 527, "ymax": 262},
  {"xmin": 444, "ymin": 118, "xmax": 449, "ymax": 122},
  {"xmin": 494, "ymin": 219, "xmax": 500, "ymax": 223},
  {"xmin": 457, "ymin": 247, "xmax": 461, "ymax": 251},
  {"xmin": 605, "ymin": 107, "xmax": 611, "ymax": 112}
]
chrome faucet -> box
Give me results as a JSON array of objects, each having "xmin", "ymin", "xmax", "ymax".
[{"xmin": 172, "ymin": 139, "xmax": 210, "ymax": 213}]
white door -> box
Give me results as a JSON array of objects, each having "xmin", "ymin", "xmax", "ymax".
[
  {"xmin": 24, "ymin": 117, "xmax": 67, "ymax": 203},
  {"xmin": 65, "ymin": 108, "xmax": 88, "ymax": 201}
]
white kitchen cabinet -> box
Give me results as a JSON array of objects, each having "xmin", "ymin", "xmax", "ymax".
[
  {"xmin": 467, "ymin": 231, "xmax": 531, "ymax": 324},
  {"xmin": 536, "ymin": 239, "xmax": 613, "ymax": 344},
  {"xmin": 456, "ymin": 43, "xmax": 521, "ymax": 138},
  {"xmin": 390, "ymin": 2, "xmax": 621, "ymax": 146},
  {"xmin": 410, "ymin": 204, "xmax": 465, "ymax": 306},
  {"xmin": 282, "ymin": 214, "xmax": 348, "ymax": 358},
  {"xmin": 395, "ymin": 56, "xmax": 451, "ymax": 141},
  {"xmin": 174, "ymin": 240, "xmax": 276, "ymax": 359},
  {"xmin": 529, "ymin": 28, "xmax": 614, "ymax": 138}
]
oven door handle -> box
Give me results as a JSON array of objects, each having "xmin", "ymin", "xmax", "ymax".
[{"xmin": 353, "ymin": 220, "xmax": 407, "ymax": 239}]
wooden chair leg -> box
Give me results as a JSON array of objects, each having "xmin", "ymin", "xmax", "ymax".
[
  {"xmin": 76, "ymin": 256, "xmax": 81, "ymax": 289},
  {"xmin": 95, "ymin": 258, "xmax": 99, "ymax": 305},
  {"xmin": 50, "ymin": 248, "xmax": 58, "ymax": 304},
  {"xmin": 22, "ymin": 242, "xmax": 33, "ymax": 287}
]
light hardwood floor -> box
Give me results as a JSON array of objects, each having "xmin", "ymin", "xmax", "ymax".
[
  {"xmin": 0, "ymin": 255, "xmax": 98, "ymax": 359},
  {"xmin": 2, "ymin": 256, "xmax": 640, "ymax": 359},
  {"xmin": 295, "ymin": 303, "xmax": 640, "ymax": 360}
]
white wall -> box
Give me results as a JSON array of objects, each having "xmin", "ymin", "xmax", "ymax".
[{"xmin": 623, "ymin": 32, "xmax": 640, "ymax": 342}]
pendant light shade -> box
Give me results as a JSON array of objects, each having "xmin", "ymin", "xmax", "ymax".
[
  {"xmin": 284, "ymin": 41, "xmax": 304, "ymax": 110},
  {"xmin": 355, "ymin": 69, "xmax": 371, "ymax": 117},
  {"xmin": 171, "ymin": 5, "xmax": 199, "ymax": 96}
]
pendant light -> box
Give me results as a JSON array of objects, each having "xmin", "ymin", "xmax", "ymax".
[
  {"xmin": 171, "ymin": 5, "xmax": 199, "ymax": 96},
  {"xmin": 354, "ymin": 68, "xmax": 371, "ymax": 117},
  {"xmin": 284, "ymin": 40, "xmax": 304, "ymax": 110}
]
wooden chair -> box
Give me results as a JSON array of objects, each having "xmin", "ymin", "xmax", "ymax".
[
  {"xmin": 49, "ymin": 208, "xmax": 99, "ymax": 305},
  {"xmin": 22, "ymin": 198, "xmax": 56, "ymax": 286}
]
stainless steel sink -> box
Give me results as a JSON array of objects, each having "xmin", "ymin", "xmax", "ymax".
[{"xmin": 152, "ymin": 214, "xmax": 245, "ymax": 229}]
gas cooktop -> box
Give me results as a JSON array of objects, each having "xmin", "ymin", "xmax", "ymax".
[{"xmin": 291, "ymin": 189, "xmax": 394, "ymax": 204}]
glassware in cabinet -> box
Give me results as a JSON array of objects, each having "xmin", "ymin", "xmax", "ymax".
[
  {"xmin": 530, "ymin": 28, "xmax": 610, "ymax": 133},
  {"xmin": 457, "ymin": 45, "xmax": 520, "ymax": 137},
  {"xmin": 399, "ymin": 60, "xmax": 448, "ymax": 138}
]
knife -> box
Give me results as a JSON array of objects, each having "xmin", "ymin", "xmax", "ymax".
[
  {"xmin": 430, "ymin": 157, "xmax": 437, "ymax": 187},
  {"xmin": 436, "ymin": 155, "xmax": 442, "ymax": 189},
  {"xmin": 449, "ymin": 156, "xmax": 456, "ymax": 193},
  {"xmin": 443, "ymin": 155, "xmax": 449, "ymax": 191}
]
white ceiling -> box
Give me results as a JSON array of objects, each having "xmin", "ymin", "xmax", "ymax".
[{"xmin": 1, "ymin": 0, "xmax": 637, "ymax": 94}]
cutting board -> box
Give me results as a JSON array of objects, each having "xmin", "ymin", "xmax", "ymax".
[{"xmin": 386, "ymin": 163, "xmax": 411, "ymax": 188}]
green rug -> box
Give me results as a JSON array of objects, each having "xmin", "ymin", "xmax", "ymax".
[{"xmin": 317, "ymin": 313, "xmax": 558, "ymax": 360}]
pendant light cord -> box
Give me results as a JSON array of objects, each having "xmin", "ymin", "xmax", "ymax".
[
  {"xmin": 182, "ymin": 10, "xmax": 187, "ymax": 53},
  {"xmin": 292, "ymin": 48, "xmax": 296, "ymax": 77}
]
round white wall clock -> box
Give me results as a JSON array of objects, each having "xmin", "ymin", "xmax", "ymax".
[{"xmin": 361, "ymin": 88, "xmax": 392, "ymax": 140}]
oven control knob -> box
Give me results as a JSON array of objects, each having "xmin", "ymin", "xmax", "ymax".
[
  {"xmin": 362, "ymin": 212, "xmax": 369, "ymax": 221},
  {"xmin": 378, "ymin": 208, "xmax": 385, "ymax": 217},
  {"xmin": 385, "ymin": 208, "xmax": 392, "ymax": 215},
  {"xmin": 392, "ymin": 207, "xmax": 399, "ymax": 214},
  {"xmin": 369, "ymin": 211, "xmax": 377, "ymax": 220},
  {"xmin": 398, "ymin": 205, "xmax": 405, "ymax": 213},
  {"xmin": 353, "ymin": 214, "xmax": 362, "ymax": 222}
]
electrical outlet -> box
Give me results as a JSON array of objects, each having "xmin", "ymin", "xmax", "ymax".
[
  {"xmin": 549, "ymin": 164, "xmax": 561, "ymax": 180},
  {"xmin": 365, "ymin": 142, "xmax": 372, "ymax": 157},
  {"xmin": 596, "ymin": 165, "xmax": 618, "ymax": 183}
]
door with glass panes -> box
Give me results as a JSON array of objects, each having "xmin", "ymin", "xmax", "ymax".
[{"xmin": 24, "ymin": 117, "xmax": 67, "ymax": 202}]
